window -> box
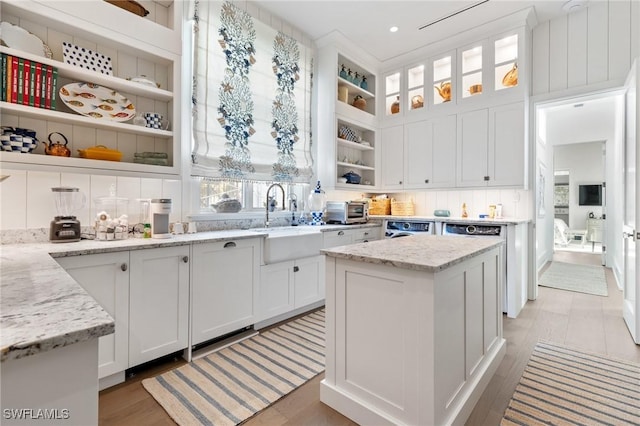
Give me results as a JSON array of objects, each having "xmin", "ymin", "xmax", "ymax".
[{"xmin": 200, "ymin": 180, "xmax": 308, "ymax": 213}]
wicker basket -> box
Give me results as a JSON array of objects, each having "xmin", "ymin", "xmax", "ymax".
[
  {"xmin": 368, "ymin": 198, "xmax": 391, "ymax": 216},
  {"xmin": 391, "ymin": 198, "xmax": 415, "ymax": 216}
]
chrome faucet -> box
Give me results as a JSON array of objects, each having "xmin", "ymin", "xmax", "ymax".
[{"xmin": 265, "ymin": 183, "xmax": 285, "ymax": 228}]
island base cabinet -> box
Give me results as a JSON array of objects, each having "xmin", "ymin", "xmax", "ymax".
[
  {"xmin": 129, "ymin": 246, "xmax": 190, "ymax": 367},
  {"xmin": 321, "ymin": 248, "xmax": 505, "ymax": 426},
  {"xmin": 191, "ymin": 239, "xmax": 260, "ymax": 346},
  {"xmin": 1, "ymin": 339, "xmax": 99, "ymax": 426},
  {"xmin": 55, "ymin": 252, "xmax": 129, "ymax": 381}
]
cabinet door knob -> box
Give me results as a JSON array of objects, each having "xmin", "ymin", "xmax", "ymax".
[
  {"xmin": 364, "ymin": 232, "xmax": 369, "ymax": 236},
  {"xmin": 425, "ymin": 179, "xmax": 429, "ymax": 184},
  {"xmin": 293, "ymin": 265, "xmax": 300, "ymax": 272},
  {"xmin": 484, "ymin": 176, "xmax": 490, "ymax": 181},
  {"xmin": 363, "ymin": 239, "xmax": 369, "ymax": 243},
  {"xmin": 182, "ymin": 256, "xmax": 189, "ymax": 263},
  {"xmin": 121, "ymin": 263, "xmax": 128, "ymax": 272},
  {"xmin": 399, "ymin": 181, "xmax": 403, "ymax": 184},
  {"xmin": 338, "ymin": 231, "xmax": 344, "ymax": 236},
  {"xmin": 224, "ymin": 241, "xmax": 236, "ymax": 248}
]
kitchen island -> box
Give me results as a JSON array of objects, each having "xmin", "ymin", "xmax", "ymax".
[{"xmin": 321, "ymin": 235, "xmax": 506, "ymax": 426}]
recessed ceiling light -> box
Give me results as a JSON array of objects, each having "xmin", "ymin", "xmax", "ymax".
[{"xmin": 390, "ymin": 26, "xmax": 398, "ymax": 33}]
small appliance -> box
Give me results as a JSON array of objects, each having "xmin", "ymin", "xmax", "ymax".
[
  {"xmin": 50, "ymin": 187, "xmax": 85, "ymax": 243},
  {"xmin": 325, "ymin": 201, "xmax": 368, "ymax": 224},
  {"xmin": 150, "ymin": 198, "xmax": 171, "ymax": 239}
]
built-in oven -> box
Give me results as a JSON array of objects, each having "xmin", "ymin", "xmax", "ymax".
[{"xmin": 385, "ymin": 220, "xmax": 435, "ymax": 238}]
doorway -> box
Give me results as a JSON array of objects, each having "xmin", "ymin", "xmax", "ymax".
[
  {"xmin": 552, "ymin": 142, "xmax": 605, "ymax": 256},
  {"xmin": 533, "ymin": 90, "xmax": 625, "ymax": 303}
]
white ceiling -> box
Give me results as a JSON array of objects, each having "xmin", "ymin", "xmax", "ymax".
[{"xmin": 254, "ymin": 0, "xmax": 575, "ymax": 63}]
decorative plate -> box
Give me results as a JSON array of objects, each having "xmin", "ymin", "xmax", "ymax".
[
  {"xmin": 59, "ymin": 82, "xmax": 135, "ymax": 122},
  {"xmin": 0, "ymin": 21, "xmax": 52, "ymax": 58},
  {"xmin": 62, "ymin": 41, "xmax": 113, "ymax": 75}
]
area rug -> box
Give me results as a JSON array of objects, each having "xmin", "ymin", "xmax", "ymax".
[
  {"xmin": 501, "ymin": 341, "xmax": 640, "ymax": 425},
  {"xmin": 539, "ymin": 261, "xmax": 608, "ymax": 296},
  {"xmin": 143, "ymin": 309, "xmax": 325, "ymax": 426}
]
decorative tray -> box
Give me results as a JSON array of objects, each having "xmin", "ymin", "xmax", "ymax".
[{"xmin": 59, "ymin": 82, "xmax": 136, "ymax": 122}]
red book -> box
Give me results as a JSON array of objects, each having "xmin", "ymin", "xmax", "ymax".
[
  {"xmin": 45, "ymin": 64, "xmax": 52, "ymax": 109},
  {"xmin": 22, "ymin": 58, "xmax": 30, "ymax": 105},
  {"xmin": 34, "ymin": 62, "xmax": 42, "ymax": 108},
  {"xmin": 11, "ymin": 56, "xmax": 18, "ymax": 104}
]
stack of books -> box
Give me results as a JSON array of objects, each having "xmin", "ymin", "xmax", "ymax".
[{"xmin": 1, "ymin": 54, "xmax": 58, "ymax": 110}]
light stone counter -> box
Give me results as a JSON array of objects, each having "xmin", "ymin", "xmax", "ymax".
[
  {"xmin": 1, "ymin": 223, "xmax": 381, "ymax": 362},
  {"xmin": 322, "ymin": 234, "xmax": 503, "ymax": 273},
  {"xmin": 369, "ymin": 214, "xmax": 530, "ymax": 225}
]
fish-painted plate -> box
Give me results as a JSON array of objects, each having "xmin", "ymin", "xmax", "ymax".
[{"xmin": 59, "ymin": 82, "xmax": 135, "ymax": 122}]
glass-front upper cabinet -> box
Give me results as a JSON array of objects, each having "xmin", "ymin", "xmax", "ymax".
[
  {"xmin": 407, "ymin": 64, "xmax": 425, "ymax": 112},
  {"xmin": 459, "ymin": 42, "xmax": 484, "ymax": 100},
  {"xmin": 494, "ymin": 33, "xmax": 518, "ymax": 91},
  {"xmin": 385, "ymin": 72, "xmax": 401, "ymax": 117},
  {"xmin": 431, "ymin": 52, "xmax": 454, "ymax": 106}
]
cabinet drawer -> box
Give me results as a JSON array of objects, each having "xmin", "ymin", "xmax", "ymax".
[
  {"xmin": 323, "ymin": 230, "xmax": 353, "ymax": 248},
  {"xmin": 352, "ymin": 227, "xmax": 381, "ymax": 242}
]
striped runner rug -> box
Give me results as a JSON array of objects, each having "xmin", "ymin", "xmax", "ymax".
[
  {"xmin": 143, "ymin": 309, "xmax": 325, "ymax": 426},
  {"xmin": 501, "ymin": 341, "xmax": 640, "ymax": 425}
]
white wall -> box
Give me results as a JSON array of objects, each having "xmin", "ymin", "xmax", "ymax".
[
  {"xmin": 532, "ymin": 0, "xmax": 640, "ymax": 96},
  {"xmin": 535, "ymin": 108, "xmax": 554, "ymax": 272},
  {"xmin": 553, "ymin": 142, "xmax": 604, "ymax": 229}
]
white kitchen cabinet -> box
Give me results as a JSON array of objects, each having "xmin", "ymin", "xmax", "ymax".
[
  {"xmin": 404, "ymin": 114, "xmax": 457, "ymax": 189},
  {"xmin": 457, "ymin": 109, "xmax": 489, "ymax": 187},
  {"xmin": 0, "ymin": 0, "xmax": 181, "ymax": 177},
  {"xmin": 191, "ymin": 238, "xmax": 260, "ymax": 346},
  {"xmin": 323, "ymin": 227, "xmax": 381, "ymax": 248},
  {"xmin": 293, "ymin": 255, "xmax": 325, "ymax": 308},
  {"xmin": 258, "ymin": 255, "xmax": 324, "ymax": 323},
  {"xmin": 488, "ymin": 102, "xmax": 525, "ymax": 186},
  {"xmin": 351, "ymin": 227, "xmax": 382, "ymax": 243},
  {"xmin": 259, "ymin": 261, "xmax": 295, "ymax": 322},
  {"xmin": 457, "ymin": 102, "xmax": 524, "ymax": 187},
  {"xmin": 55, "ymin": 251, "xmax": 129, "ymax": 380},
  {"xmin": 380, "ymin": 125, "xmax": 404, "ymax": 190},
  {"xmin": 128, "ymin": 245, "xmax": 189, "ymax": 367}
]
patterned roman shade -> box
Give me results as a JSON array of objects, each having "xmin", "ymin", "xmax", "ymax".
[{"xmin": 190, "ymin": 1, "xmax": 314, "ymax": 183}]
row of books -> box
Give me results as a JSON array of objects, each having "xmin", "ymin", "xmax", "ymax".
[{"xmin": 1, "ymin": 54, "xmax": 58, "ymax": 110}]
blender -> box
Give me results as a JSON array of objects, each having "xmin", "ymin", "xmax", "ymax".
[{"xmin": 50, "ymin": 187, "xmax": 85, "ymax": 243}]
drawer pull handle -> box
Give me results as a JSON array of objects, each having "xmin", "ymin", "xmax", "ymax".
[
  {"xmin": 293, "ymin": 266, "xmax": 300, "ymax": 272},
  {"xmin": 364, "ymin": 232, "xmax": 369, "ymax": 236},
  {"xmin": 182, "ymin": 256, "xmax": 189, "ymax": 263},
  {"xmin": 338, "ymin": 231, "xmax": 344, "ymax": 236},
  {"xmin": 224, "ymin": 242, "xmax": 236, "ymax": 248},
  {"xmin": 121, "ymin": 263, "xmax": 128, "ymax": 272}
]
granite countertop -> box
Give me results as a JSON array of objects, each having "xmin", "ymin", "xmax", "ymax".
[
  {"xmin": 322, "ymin": 234, "xmax": 503, "ymax": 273},
  {"xmin": 370, "ymin": 215, "xmax": 530, "ymax": 225},
  {"xmin": 0, "ymin": 223, "xmax": 381, "ymax": 362}
]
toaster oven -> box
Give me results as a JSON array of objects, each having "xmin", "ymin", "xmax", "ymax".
[{"xmin": 325, "ymin": 201, "xmax": 368, "ymax": 224}]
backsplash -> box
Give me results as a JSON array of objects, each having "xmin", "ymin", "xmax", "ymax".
[
  {"xmin": 0, "ymin": 168, "xmax": 531, "ymax": 244},
  {"xmin": 0, "ymin": 168, "xmax": 182, "ymax": 232},
  {"xmin": 326, "ymin": 188, "xmax": 532, "ymax": 220}
]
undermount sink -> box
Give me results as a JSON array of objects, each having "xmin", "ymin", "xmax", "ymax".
[{"xmin": 254, "ymin": 226, "xmax": 323, "ymax": 264}]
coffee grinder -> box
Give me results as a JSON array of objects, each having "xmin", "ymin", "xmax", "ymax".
[
  {"xmin": 150, "ymin": 198, "xmax": 172, "ymax": 238},
  {"xmin": 50, "ymin": 187, "xmax": 85, "ymax": 243}
]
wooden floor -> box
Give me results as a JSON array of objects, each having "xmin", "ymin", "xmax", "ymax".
[{"xmin": 99, "ymin": 250, "xmax": 640, "ymax": 426}]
